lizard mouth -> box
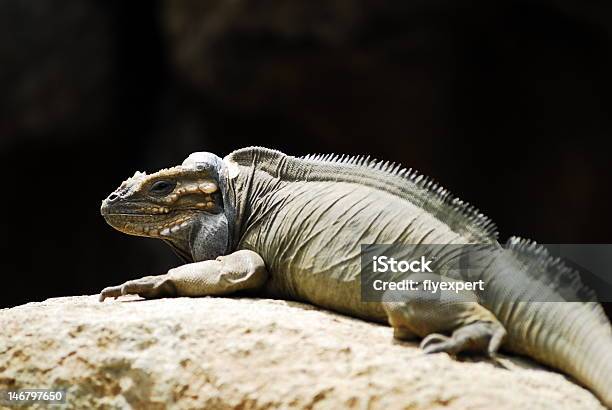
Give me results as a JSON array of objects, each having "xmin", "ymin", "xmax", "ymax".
[
  {"xmin": 100, "ymin": 201, "xmax": 172, "ymax": 217},
  {"xmin": 103, "ymin": 210, "xmax": 199, "ymax": 237}
]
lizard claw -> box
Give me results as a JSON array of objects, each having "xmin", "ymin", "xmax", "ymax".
[
  {"xmin": 419, "ymin": 321, "xmax": 507, "ymax": 357},
  {"xmin": 99, "ymin": 285, "xmax": 123, "ymax": 302},
  {"xmin": 99, "ymin": 275, "xmax": 176, "ymax": 302},
  {"xmin": 420, "ymin": 333, "xmax": 453, "ymax": 354}
]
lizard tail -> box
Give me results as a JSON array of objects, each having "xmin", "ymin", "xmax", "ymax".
[
  {"xmin": 494, "ymin": 237, "xmax": 612, "ymax": 407},
  {"xmin": 537, "ymin": 301, "xmax": 612, "ymax": 408},
  {"xmin": 579, "ymin": 328, "xmax": 612, "ymax": 407},
  {"xmin": 524, "ymin": 301, "xmax": 612, "ymax": 408}
]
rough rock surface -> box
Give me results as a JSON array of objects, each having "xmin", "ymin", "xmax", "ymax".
[{"xmin": 0, "ymin": 296, "xmax": 604, "ymax": 409}]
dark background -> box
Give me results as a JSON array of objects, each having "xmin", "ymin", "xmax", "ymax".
[{"xmin": 1, "ymin": 1, "xmax": 611, "ymax": 316}]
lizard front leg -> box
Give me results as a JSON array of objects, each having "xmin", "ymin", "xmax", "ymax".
[{"xmin": 99, "ymin": 250, "xmax": 268, "ymax": 301}]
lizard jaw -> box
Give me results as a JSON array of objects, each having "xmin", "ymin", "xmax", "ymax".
[{"xmin": 102, "ymin": 211, "xmax": 199, "ymax": 238}]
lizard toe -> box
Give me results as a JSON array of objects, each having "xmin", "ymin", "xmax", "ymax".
[
  {"xmin": 420, "ymin": 333, "xmax": 453, "ymax": 353},
  {"xmin": 99, "ymin": 285, "xmax": 123, "ymax": 302}
]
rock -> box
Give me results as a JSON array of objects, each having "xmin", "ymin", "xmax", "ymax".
[{"xmin": 0, "ymin": 296, "xmax": 604, "ymax": 409}]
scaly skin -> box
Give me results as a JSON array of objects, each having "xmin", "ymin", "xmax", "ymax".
[{"xmin": 99, "ymin": 147, "xmax": 612, "ymax": 407}]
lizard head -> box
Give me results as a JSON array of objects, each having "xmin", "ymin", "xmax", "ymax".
[{"xmin": 100, "ymin": 152, "xmax": 227, "ymax": 246}]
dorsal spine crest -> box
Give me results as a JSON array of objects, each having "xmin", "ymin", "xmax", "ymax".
[{"xmin": 226, "ymin": 147, "xmax": 499, "ymax": 243}]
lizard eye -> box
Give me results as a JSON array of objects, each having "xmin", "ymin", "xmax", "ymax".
[{"xmin": 149, "ymin": 180, "xmax": 176, "ymax": 196}]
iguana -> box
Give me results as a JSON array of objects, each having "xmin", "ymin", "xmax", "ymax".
[{"xmin": 99, "ymin": 146, "xmax": 612, "ymax": 407}]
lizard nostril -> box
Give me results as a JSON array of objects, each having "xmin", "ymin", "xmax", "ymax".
[{"xmin": 108, "ymin": 193, "xmax": 119, "ymax": 202}]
